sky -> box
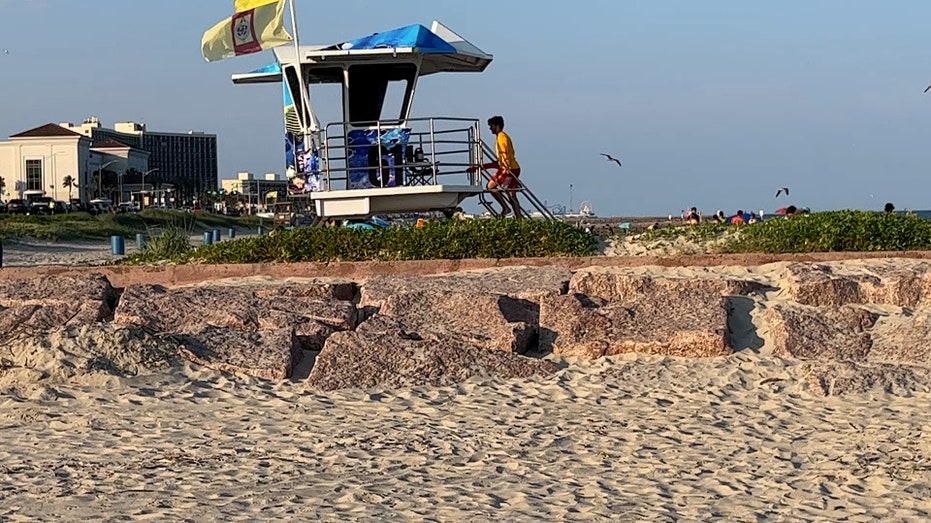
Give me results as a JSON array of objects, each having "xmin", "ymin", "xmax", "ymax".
[{"xmin": 2, "ymin": 0, "xmax": 931, "ymax": 216}]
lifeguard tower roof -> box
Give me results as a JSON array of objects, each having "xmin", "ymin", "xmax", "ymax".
[{"xmin": 232, "ymin": 21, "xmax": 492, "ymax": 85}]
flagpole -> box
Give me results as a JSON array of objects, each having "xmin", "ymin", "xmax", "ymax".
[{"xmin": 287, "ymin": 0, "xmax": 317, "ymax": 133}]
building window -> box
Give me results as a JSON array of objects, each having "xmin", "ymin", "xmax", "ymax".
[{"xmin": 25, "ymin": 159, "xmax": 43, "ymax": 191}]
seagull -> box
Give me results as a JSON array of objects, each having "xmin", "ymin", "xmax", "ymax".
[
  {"xmin": 600, "ymin": 153, "xmax": 622, "ymax": 167},
  {"xmin": 925, "ymin": 84, "xmax": 931, "ymax": 93},
  {"xmin": 775, "ymin": 187, "xmax": 790, "ymax": 197}
]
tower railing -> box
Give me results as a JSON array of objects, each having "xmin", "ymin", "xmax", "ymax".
[{"xmin": 321, "ymin": 117, "xmax": 483, "ymax": 191}]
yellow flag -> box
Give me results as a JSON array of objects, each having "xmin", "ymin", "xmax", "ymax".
[
  {"xmin": 202, "ymin": 0, "xmax": 292, "ymax": 63},
  {"xmin": 234, "ymin": 0, "xmax": 279, "ymax": 11}
]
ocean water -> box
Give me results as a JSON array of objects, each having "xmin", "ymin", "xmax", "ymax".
[{"xmin": 905, "ymin": 210, "xmax": 931, "ymax": 220}]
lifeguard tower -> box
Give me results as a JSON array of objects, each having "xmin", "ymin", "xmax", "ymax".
[{"xmin": 232, "ymin": 21, "xmax": 553, "ymax": 221}]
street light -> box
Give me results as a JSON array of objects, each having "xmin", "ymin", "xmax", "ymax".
[
  {"xmin": 140, "ymin": 168, "xmax": 159, "ymax": 209},
  {"xmin": 95, "ymin": 160, "xmax": 119, "ymax": 200}
]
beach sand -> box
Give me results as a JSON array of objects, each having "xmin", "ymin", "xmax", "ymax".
[
  {"xmin": 1, "ymin": 242, "xmax": 931, "ymax": 520},
  {"xmin": 0, "ymin": 232, "xmax": 254, "ymax": 268},
  {"xmin": 2, "ymin": 350, "xmax": 929, "ymax": 521}
]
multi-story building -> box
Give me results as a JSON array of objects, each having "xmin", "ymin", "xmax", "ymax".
[
  {"xmin": 0, "ymin": 123, "xmax": 146, "ymax": 203},
  {"xmin": 221, "ymin": 172, "xmax": 287, "ymax": 211},
  {"xmin": 61, "ymin": 117, "xmax": 218, "ymax": 202}
]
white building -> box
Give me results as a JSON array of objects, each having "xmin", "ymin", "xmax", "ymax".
[{"xmin": 0, "ymin": 123, "xmax": 149, "ymax": 203}]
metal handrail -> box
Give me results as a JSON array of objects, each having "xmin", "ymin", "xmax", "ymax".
[
  {"xmin": 313, "ymin": 116, "xmax": 555, "ymax": 220},
  {"xmin": 478, "ymin": 140, "xmax": 556, "ymax": 220},
  {"xmin": 321, "ymin": 117, "xmax": 483, "ymax": 190}
]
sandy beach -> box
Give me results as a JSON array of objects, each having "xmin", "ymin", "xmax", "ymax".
[
  {"xmin": 2, "ymin": 348, "xmax": 929, "ymax": 521},
  {"xmin": 0, "ymin": 232, "xmax": 256, "ymax": 268},
  {"xmin": 1, "ymin": 242, "xmax": 931, "ymax": 521}
]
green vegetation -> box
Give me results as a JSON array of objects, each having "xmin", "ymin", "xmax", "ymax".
[
  {"xmin": 123, "ymin": 219, "xmax": 599, "ymax": 264},
  {"xmin": 0, "ymin": 210, "xmax": 262, "ymax": 242},
  {"xmin": 138, "ymin": 222, "xmax": 196, "ymax": 261},
  {"xmin": 719, "ymin": 210, "xmax": 931, "ymax": 253},
  {"xmin": 617, "ymin": 211, "xmax": 931, "ymax": 255}
]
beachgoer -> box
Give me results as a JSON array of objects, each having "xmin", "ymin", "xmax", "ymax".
[
  {"xmin": 748, "ymin": 212, "xmax": 758, "ymax": 224},
  {"xmin": 730, "ymin": 209, "xmax": 746, "ymax": 224},
  {"xmin": 885, "ymin": 202, "xmax": 895, "ymax": 213},
  {"xmin": 785, "ymin": 205, "xmax": 798, "ymax": 217},
  {"xmin": 713, "ymin": 210, "xmax": 726, "ymax": 223},
  {"xmin": 684, "ymin": 207, "xmax": 701, "ymax": 225},
  {"xmin": 468, "ymin": 116, "xmax": 523, "ymax": 218}
]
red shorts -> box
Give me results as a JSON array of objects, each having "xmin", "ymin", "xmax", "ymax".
[{"xmin": 492, "ymin": 168, "xmax": 521, "ymax": 189}]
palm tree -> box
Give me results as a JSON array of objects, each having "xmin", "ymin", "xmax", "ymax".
[{"xmin": 61, "ymin": 175, "xmax": 77, "ymax": 201}]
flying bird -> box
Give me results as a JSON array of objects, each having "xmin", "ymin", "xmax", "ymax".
[
  {"xmin": 775, "ymin": 187, "xmax": 790, "ymax": 198},
  {"xmin": 600, "ymin": 153, "xmax": 622, "ymax": 167},
  {"xmin": 925, "ymin": 84, "xmax": 931, "ymax": 93}
]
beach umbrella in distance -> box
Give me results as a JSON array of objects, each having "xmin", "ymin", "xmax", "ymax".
[{"xmin": 599, "ymin": 153, "xmax": 622, "ymax": 167}]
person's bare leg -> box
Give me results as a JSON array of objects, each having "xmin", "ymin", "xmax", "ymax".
[
  {"xmin": 508, "ymin": 189, "xmax": 524, "ymax": 219},
  {"xmin": 486, "ymin": 180, "xmax": 511, "ymax": 216}
]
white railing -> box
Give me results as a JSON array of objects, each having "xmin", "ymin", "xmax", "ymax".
[{"xmin": 320, "ymin": 117, "xmax": 484, "ymax": 191}]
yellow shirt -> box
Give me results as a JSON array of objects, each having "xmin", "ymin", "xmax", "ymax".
[{"xmin": 496, "ymin": 131, "xmax": 520, "ymax": 170}]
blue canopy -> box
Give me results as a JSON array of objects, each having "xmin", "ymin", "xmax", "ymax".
[
  {"xmin": 325, "ymin": 24, "xmax": 457, "ymax": 54},
  {"xmin": 250, "ymin": 63, "xmax": 282, "ymax": 75},
  {"xmin": 233, "ymin": 21, "xmax": 493, "ymax": 85}
]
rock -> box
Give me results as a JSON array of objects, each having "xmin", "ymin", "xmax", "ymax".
[
  {"xmin": 781, "ymin": 262, "xmax": 931, "ymax": 307},
  {"xmin": 780, "ymin": 264, "xmax": 872, "ymax": 306},
  {"xmin": 860, "ymin": 265, "xmax": 931, "ymax": 307},
  {"xmin": 375, "ymin": 290, "xmax": 537, "ymax": 354},
  {"xmin": 178, "ymin": 326, "xmax": 300, "ymax": 381},
  {"xmin": 539, "ymin": 290, "xmax": 731, "ymax": 360},
  {"xmin": 115, "ymin": 285, "xmax": 255, "ymax": 331},
  {"xmin": 569, "ymin": 270, "xmax": 765, "ymax": 302},
  {"xmin": 0, "ymin": 274, "xmax": 117, "ymax": 338},
  {"xmin": 765, "ymin": 304, "xmax": 875, "ymax": 361},
  {"xmin": 867, "ymin": 310, "xmax": 931, "ymax": 365},
  {"xmin": 806, "ymin": 361, "xmax": 931, "ymax": 396},
  {"xmin": 359, "ymin": 266, "xmax": 572, "ymax": 309},
  {"xmin": 250, "ymin": 280, "xmax": 357, "ymax": 302},
  {"xmin": 258, "ymin": 297, "xmax": 356, "ymax": 352},
  {"xmin": 307, "ymin": 327, "xmax": 559, "ymax": 391},
  {"xmin": 114, "ymin": 284, "xmax": 356, "ymax": 352}
]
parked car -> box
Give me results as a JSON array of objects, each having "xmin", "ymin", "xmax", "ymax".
[
  {"xmin": 6, "ymin": 199, "xmax": 30, "ymax": 215},
  {"xmin": 117, "ymin": 202, "xmax": 136, "ymax": 213},
  {"xmin": 89, "ymin": 199, "xmax": 114, "ymax": 214},
  {"xmin": 30, "ymin": 197, "xmax": 62, "ymax": 215}
]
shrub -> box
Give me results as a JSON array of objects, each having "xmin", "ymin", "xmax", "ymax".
[
  {"xmin": 138, "ymin": 225, "xmax": 195, "ymax": 262},
  {"xmin": 720, "ymin": 210, "xmax": 931, "ymax": 253},
  {"xmin": 123, "ymin": 219, "xmax": 598, "ymax": 264}
]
